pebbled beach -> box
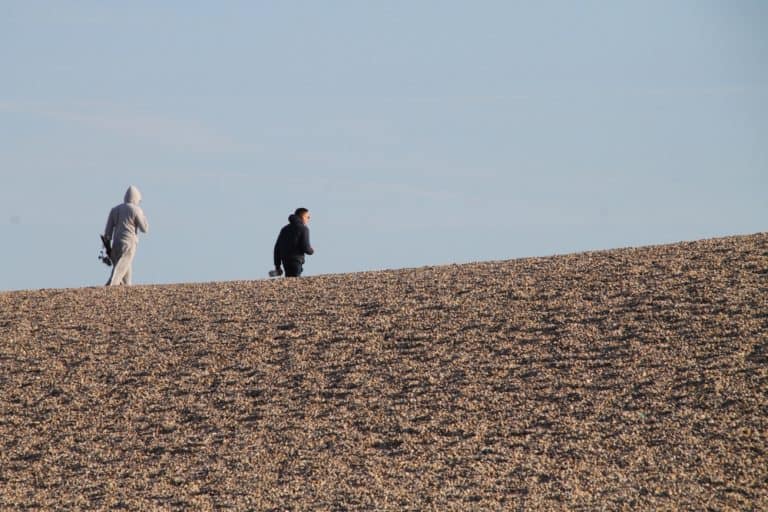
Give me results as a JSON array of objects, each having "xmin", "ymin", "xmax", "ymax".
[{"xmin": 1, "ymin": 233, "xmax": 766, "ymax": 510}]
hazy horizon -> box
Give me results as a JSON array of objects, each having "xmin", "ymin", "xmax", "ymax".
[{"xmin": 2, "ymin": 1, "xmax": 766, "ymax": 291}]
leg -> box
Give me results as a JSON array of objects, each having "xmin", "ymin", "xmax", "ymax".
[
  {"xmin": 109, "ymin": 243, "xmax": 136, "ymax": 286},
  {"xmin": 122, "ymin": 261, "xmax": 132, "ymax": 285},
  {"xmin": 282, "ymin": 260, "xmax": 303, "ymax": 277},
  {"xmin": 106, "ymin": 243, "xmax": 124, "ymax": 286}
]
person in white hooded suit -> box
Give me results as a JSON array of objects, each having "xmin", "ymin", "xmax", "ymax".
[{"xmin": 104, "ymin": 185, "xmax": 149, "ymax": 286}]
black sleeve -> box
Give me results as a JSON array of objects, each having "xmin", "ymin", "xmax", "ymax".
[
  {"xmin": 273, "ymin": 230, "xmax": 282, "ymax": 267},
  {"xmin": 301, "ymin": 226, "xmax": 314, "ymax": 255}
]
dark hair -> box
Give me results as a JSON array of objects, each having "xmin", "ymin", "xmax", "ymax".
[{"xmin": 294, "ymin": 207, "xmax": 309, "ymax": 217}]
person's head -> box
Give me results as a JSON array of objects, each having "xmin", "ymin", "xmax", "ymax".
[
  {"xmin": 294, "ymin": 207, "xmax": 310, "ymax": 224},
  {"xmin": 124, "ymin": 185, "xmax": 142, "ymax": 205}
]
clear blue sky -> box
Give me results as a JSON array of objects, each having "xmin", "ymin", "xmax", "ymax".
[{"xmin": 1, "ymin": 1, "xmax": 766, "ymax": 291}]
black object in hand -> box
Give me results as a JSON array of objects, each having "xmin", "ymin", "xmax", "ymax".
[{"xmin": 99, "ymin": 235, "xmax": 113, "ymax": 266}]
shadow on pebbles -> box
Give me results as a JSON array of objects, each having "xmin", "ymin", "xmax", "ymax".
[{"xmin": 1, "ymin": 233, "xmax": 766, "ymax": 510}]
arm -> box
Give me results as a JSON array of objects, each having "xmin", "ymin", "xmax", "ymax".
[
  {"xmin": 301, "ymin": 226, "xmax": 314, "ymax": 255},
  {"xmin": 136, "ymin": 207, "xmax": 149, "ymax": 234},
  {"xmin": 104, "ymin": 208, "xmax": 116, "ymax": 240},
  {"xmin": 273, "ymin": 232, "xmax": 282, "ymax": 269}
]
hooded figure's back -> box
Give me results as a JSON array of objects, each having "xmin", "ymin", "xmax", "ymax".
[
  {"xmin": 105, "ymin": 186, "xmax": 149, "ymax": 247},
  {"xmin": 104, "ymin": 185, "xmax": 149, "ymax": 286}
]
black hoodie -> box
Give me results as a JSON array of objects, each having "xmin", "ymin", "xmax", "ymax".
[{"xmin": 274, "ymin": 214, "xmax": 314, "ymax": 267}]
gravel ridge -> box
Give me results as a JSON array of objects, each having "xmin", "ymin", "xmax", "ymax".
[{"xmin": 1, "ymin": 233, "xmax": 766, "ymax": 510}]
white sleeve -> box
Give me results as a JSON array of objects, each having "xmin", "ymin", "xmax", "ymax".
[
  {"xmin": 136, "ymin": 207, "xmax": 149, "ymax": 234},
  {"xmin": 104, "ymin": 208, "xmax": 116, "ymax": 239}
]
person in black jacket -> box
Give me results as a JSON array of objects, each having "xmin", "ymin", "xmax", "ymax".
[{"xmin": 273, "ymin": 207, "xmax": 314, "ymax": 277}]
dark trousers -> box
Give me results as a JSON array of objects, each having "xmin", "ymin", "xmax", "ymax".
[{"xmin": 283, "ymin": 260, "xmax": 303, "ymax": 277}]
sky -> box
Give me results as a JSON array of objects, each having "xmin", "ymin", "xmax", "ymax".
[{"xmin": 1, "ymin": 1, "xmax": 766, "ymax": 291}]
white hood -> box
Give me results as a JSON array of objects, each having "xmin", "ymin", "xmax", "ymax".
[{"xmin": 124, "ymin": 185, "xmax": 142, "ymax": 205}]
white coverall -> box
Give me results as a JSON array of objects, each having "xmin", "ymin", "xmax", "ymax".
[{"xmin": 104, "ymin": 186, "xmax": 149, "ymax": 286}]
